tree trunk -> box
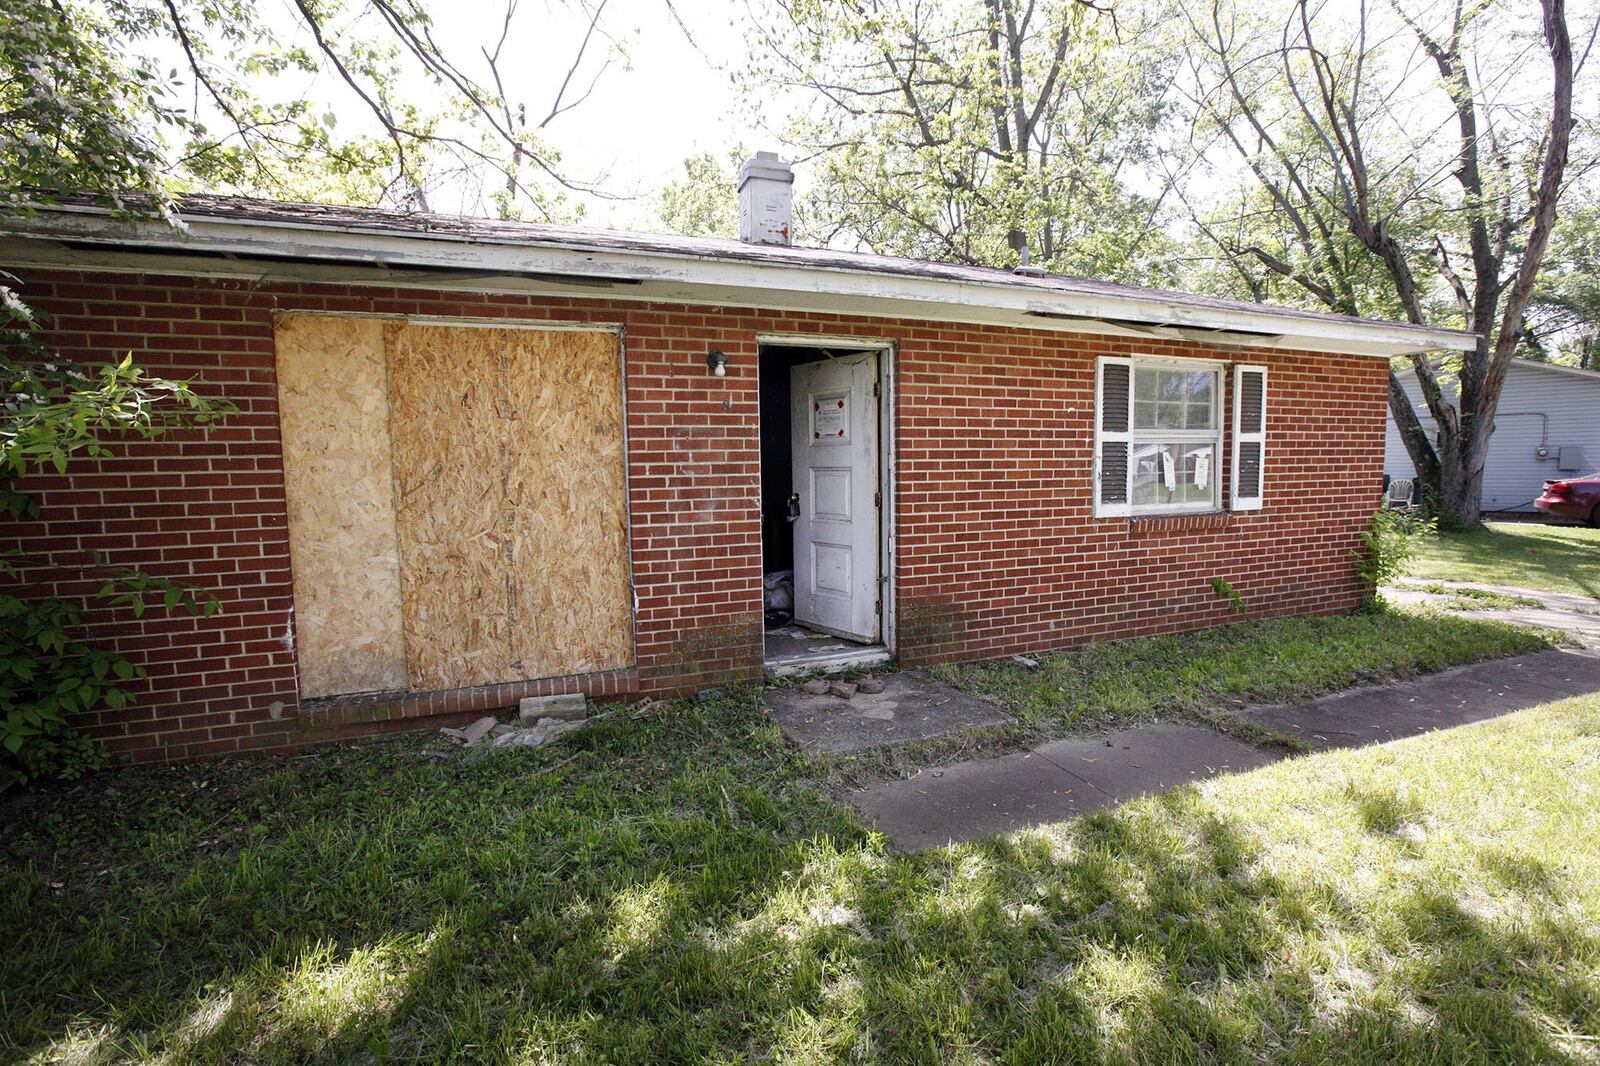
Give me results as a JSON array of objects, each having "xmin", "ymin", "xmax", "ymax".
[{"xmin": 1436, "ymin": 431, "xmax": 1484, "ymax": 527}]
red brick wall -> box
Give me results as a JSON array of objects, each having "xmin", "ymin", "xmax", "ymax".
[{"xmin": 1, "ymin": 268, "xmax": 1386, "ymax": 762}]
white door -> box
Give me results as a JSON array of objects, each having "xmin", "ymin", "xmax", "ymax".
[{"xmin": 791, "ymin": 352, "xmax": 880, "ymax": 642}]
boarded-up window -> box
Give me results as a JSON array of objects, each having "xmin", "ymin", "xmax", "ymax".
[{"xmin": 275, "ymin": 316, "xmax": 633, "ymax": 698}]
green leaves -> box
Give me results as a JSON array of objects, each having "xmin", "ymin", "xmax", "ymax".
[
  {"xmin": 0, "ymin": 277, "xmax": 229, "ymax": 785},
  {"xmin": 1354, "ymin": 506, "xmax": 1440, "ymax": 596},
  {"xmin": 0, "ymin": 339, "xmax": 237, "ymax": 482},
  {"xmin": 0, "ymin": 593, "xmax": 141, "ymax": 781},
  {"xmin": 748, "ymin": 0, "xmax": 1177, "ymax": 283},
  {"xmin": 94, "ymin": 565, "xmax": 222, "ymax": 620}
]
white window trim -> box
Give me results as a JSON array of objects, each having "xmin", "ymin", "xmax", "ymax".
[
  {"xmin": 1230, "ymin": 363, "xmax": 1268, "ymax": 511},
  {"xmin": 1125, "ymin": 356, "xmax": 1225, "ymax": 516},
  {"xmin": 1093, "ymin": 356, "xmax": 1132, "ymax": 517}
]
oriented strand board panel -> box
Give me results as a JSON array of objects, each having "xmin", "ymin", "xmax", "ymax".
[
  {"xmin": 504, "ymin": 329, "xmax": 634, "ymax": 676},
  {"xmin": 387, "ymin": 323, "xmax": 633, "ymax": 689},
  {"xmin": 275, "ymin": 315, "xmax": 407, "ymax": 697}
]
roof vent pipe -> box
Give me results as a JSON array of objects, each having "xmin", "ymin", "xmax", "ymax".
[
  {"xmin": 1009, "ymin": 227, "xmax": 1048, "ymax": 276},
  {"xmin": 738, "ymin": 152, "xmax": 794, "ymax": 246}
]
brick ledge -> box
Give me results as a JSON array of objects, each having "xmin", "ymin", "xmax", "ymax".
[
  {"xmin": 1126, "ymin": 511, "xmax": 1233, "ymax": 533},
  {"xmin": 298, "ymin": 667, "xmax": 640, "ymax": 729}
]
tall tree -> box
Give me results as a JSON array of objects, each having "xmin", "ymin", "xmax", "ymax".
[
  {"xmin": 1174, "ymin": 0, "xmax": 1587, "ymax": 526},
  {"xmin": 655, "ymin": 151, "xmax": 743, "ymax": 238},
  {"xmin": 744, "ymin": 0, "xmax": 1181, "ymax": 282},
  {"xmin": 1523, "ymin": 198, "xmax": 1600, "ymax": 370},
  {"xmin": 3, "ymin": 0, "xmax": 621, "ymax": 218}
]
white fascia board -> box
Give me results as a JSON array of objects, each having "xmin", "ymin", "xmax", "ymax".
[
  {"xmin": 1508, "ymin": 360, "xmax": 1600, "ymax": 384},
  {"xmin": 2, "ymin": 208, "xmax": 1478, "ymax": 357}
]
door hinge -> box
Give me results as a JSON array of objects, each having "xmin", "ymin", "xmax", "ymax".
[
  {"xmin": 873, "ymin": 379, "xmax": 881, "ymax": 398},
  {"xmin": 875, "ymin": 599, "xmax": 882, "ymax": 615},
  {"xmin": 874, "ymin": 490, "xmax": 882, "ymax": 509}
]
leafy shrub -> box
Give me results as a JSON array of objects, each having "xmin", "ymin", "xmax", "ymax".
[
  {"xmin": 0, "ymin": 595, "xmax": 131, "ymax": 779},
  {"xmin": 0, "ymin": 569, "xmax": 220, "ymax": 781},
  {"xmin": 1353, "ymin": 506, "xmax": 1439, "ymax": 596},
  {"xmin": 3, "ymin": 302, "xmax": 233, "ymax": 782}
]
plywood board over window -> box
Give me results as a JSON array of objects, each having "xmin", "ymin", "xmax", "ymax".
[
  {"xmin": 275, "ymin": 316, "xmax": 634, "ymax": 699},
  {"xmin": 274, "ymin": 316, "xmax": 408, "ymax": 698}
]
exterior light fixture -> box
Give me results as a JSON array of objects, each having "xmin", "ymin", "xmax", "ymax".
[{"xmin": 706, "ymin": 349, "xmax": 728, "ymax": 377}]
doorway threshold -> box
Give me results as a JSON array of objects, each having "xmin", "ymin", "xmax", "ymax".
[
  {"xmin": 764, "ymin": 622, "xmax": 889, "ymax": 676},
  {"xmin": 765, "ymin": 644, "xmax": 890, "ymax": 677}
]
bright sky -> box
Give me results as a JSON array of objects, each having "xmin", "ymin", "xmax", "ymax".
[
  {"xmin": 424, "ymin": 0, "xmax": 767, "ymax": 226},
  {"xmin": 149, "ymin": 0, "xmax": 1593, "ymax": 233}
]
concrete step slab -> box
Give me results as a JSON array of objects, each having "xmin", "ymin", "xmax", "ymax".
[{"xmin": 765, "ymin": 671, "xmax": 1013, "ymax": 754}]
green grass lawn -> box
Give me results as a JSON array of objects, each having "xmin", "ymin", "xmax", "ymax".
[
  {"xmin": 2, "ymin": 610, "xmax": 1590, "ymax": 1063},
  {"xmin": 931, "ymin": 604, "xmax": 1553, "ymax": 741},
  {"xmin": 1394, "ymin": 583, "xmax": 1544, "ymax": 612},
  {"xmin": 1410, "ymin": 520, "xmax": 1600, "ymax": 598}
]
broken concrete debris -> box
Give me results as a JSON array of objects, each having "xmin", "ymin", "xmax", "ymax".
[
  {"xmin": 798, "ymin": 675, "xmax": 887, "ymax": 699},
  {"xmin": 1012, "ymin": 654, "xmax": 1041, "ymax": 670},
  {"xmin": 518, "ymin": 693, "xmax": 587, "ymax": 722},
  {"xmin": 440, "ymin": 705, "xmax": 589, "ymax": 753},
  {"xmin": 443, "ymin": 716, "xmax": 497, "ymax": 746},
  {"xmin": 494, "ymin": 717, "xmax": 584, "ymax": 748}
]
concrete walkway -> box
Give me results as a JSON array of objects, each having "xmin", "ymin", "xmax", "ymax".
[
  {"xmin": 850, "ymin": 648, "xmax": 1600, "ymax": 850},
  {"xmin": 1386, "ymin": 581, "xmax": 1600, "ymax": 649}
]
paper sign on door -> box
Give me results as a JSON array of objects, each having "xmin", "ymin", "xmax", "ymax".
[{"xmin": 813, "ymin": 393, "xmax": 848, "ymax": 441}]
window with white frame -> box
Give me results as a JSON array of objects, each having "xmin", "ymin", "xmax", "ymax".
[
  {"xmin": 1130, "ymin": 363, "xmax": 1221, "ymax": 511},
  {"xmin": 1095, "ymin": 357, "xmax": 1266, "ymax": 517}
]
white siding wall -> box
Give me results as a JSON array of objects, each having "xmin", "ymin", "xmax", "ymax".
[{"xmin": 1385, "ymin": 362, "xmax": 1600, "ymax": 511}]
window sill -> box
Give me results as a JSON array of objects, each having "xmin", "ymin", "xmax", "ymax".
[{"xmin": 1124, "ymin": 511, "xmax": 1233, "ymax": 533}]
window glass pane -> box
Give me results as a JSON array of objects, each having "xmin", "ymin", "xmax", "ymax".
[
  {"xmin": 1158, "ymin": 370, "xmax": 1187, "ymax": 401},
  {"xmin": 1131, "ymin": 443, "xmax": 1165, "ymax": 505},
  {"xmin": 1134, "ymin": 368, "xmax": 1158, "ymax": 401},
  {"xmin": 1129, "ymin": 366, "xmax": 1216, "ymax": 430},
  {"xmin": 1179, "ymin": 443, "xmax": 1215, "ymax": 504},
  {"xmin": 1128, "ymin": 441, "xmax": 1217, "ymax": 509}
]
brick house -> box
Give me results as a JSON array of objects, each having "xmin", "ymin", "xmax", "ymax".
[{"xmin": 1, "ymin": 163, "xmax": 1473, "ymax": 764}]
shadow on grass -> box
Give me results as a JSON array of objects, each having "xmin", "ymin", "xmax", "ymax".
[
  {"xmin": 1415, "ymin": 523, "xmax": 1600, "ymax": 600},
  {"xmin": 3, "ymin": 695, "xmax": 1597, "ymax": 1063}
]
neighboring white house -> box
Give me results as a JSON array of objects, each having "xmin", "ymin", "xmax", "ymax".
[{"xmin": 1386, "ymin": 359, "xmax": 1600, "ymax": 512}]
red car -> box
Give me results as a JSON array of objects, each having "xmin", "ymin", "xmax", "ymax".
[{"xmin": 1535, "ymin": 476, "xmax": 1600, "ymax": 525}]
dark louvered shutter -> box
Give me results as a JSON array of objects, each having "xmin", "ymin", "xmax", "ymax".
[
  {"xmin": 1231, "ymin": 365, "xmax": 1267, "ymax": 510},
  {"xmin": 1095, "ymin": 358, "xmax": 1133, "ymax": 515}
]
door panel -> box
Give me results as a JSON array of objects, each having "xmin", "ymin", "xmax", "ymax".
[{"xmin": 791, "ymin": 352, "xmax": 880, "ymax": 641}]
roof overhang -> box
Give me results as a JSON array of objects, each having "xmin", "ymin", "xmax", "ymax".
[{"xmin": 1, "ymin": 203, "xmax": 1478, "ymax": 358}]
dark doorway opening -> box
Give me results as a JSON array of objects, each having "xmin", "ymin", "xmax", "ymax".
[{"xmin": 758, "ymin": 342, "xmax": 889, "ymax": 670}]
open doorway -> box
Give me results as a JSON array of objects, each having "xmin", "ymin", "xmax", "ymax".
[{"xmin": 759, "ymin": 341, "xmax": 891, "ymax": 671}]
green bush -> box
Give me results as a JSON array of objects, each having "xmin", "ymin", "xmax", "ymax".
[
  {"xmin": 1353, "ymin": 505, "xmax": 1439, "ymax": 595},
  {"xmin": 3, "ymin": 304, "xmax": 233, "ymax": 782},
  {"xmin": 0, "ymin": 596, "xmax": 131, "ymax": 780}
]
